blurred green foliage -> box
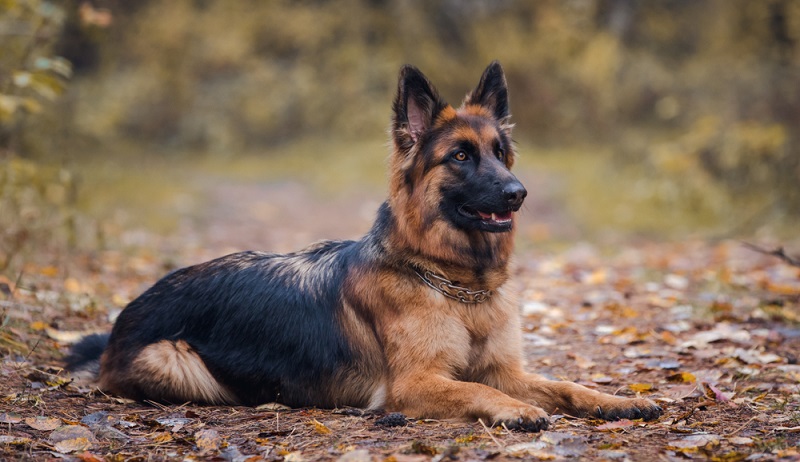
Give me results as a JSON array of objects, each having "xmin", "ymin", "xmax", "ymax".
[
  {"xmin": 0, "ymin": 0, "xmax": 71, "ymax": 152},
  {"xmin": 1, "ymin": 0, "xmax": 798, "ymax": 245},
  {"xmin": 1, "ymin": 0, "xmax": 76, "ymax": 273},
  {"xmin": 64, "ymin": 1, "xmax": 800, "ymax": 201},
  {"xmin": 53, "ymin": 1, "xmax": 799, "ymax": 148}
]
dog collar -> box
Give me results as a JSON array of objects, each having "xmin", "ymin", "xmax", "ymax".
[{"xmin": 413, "ymin": 267, "xmax": 492, "ymax": 304}]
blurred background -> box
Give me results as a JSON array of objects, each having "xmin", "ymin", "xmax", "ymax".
[{"xmin": 1, "ymin": 0, "xmax": 799, "ymax": 276}]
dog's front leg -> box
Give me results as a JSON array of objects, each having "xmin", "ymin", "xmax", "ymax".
[
  {"xmin": 500, "ymin": 372, "xmax": 663, "ymax": 421},
  {"xmin": 390, "ymin": 373, "xmax": 550, "ymax": 431}
]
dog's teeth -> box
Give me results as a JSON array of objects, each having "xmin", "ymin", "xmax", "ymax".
[{"xmin": 491, "ymin": 213, "xmax": 497, "ymax": 221}]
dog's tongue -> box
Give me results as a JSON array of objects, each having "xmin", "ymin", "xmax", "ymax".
[{"xmin": 478, "ymin": 211, "xmax": 513, "ymax": 222}]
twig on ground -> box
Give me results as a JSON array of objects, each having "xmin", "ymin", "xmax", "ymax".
[
  {"xmin": 726, "ymin": 416, "xmax": 757, "ymax": 437},
  {"xmin": 477, "ymin": 418, "xmax": 504, "ymax": 450},
  {"xmin": 671, "ymin": 400, "xmax": 716, "ymax": 426},
  {"xmin": 773, "ymin": 426, "xmax": 800, "ymax": 433},
  {"xmin": 742, "ymin": 242, "xmax": 800, "ymax": 268}
]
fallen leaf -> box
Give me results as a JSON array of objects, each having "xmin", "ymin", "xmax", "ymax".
[
  {"xmin": 76, "ymin": 452, "xmax": 104, "ymax": 462},
  {"xmin": 570, "ymin": 353, "xmax": 596, "ymax": 369},
  {"xmin": 538, "ymin": 431, "xmax": 588, "ymax": 458},
  {"xmin": 256, "ymin": 402, "xmax": 291, "ymax": 411},
  {"xmin": 597, "ymin": 449, "xmax": 629, "ymax": 460},
  {"xmin": 80, "ymin": 411, "xmax": 116, "ymax": 427},
  {"xmin": 622, "ymin": 347, "xmax": 651, "ymax": 359},
  {"xmin": 111, "ymin": 294, "xmax": 129, "ymax": 307},
  {"xmin": 29, "ymin": 321, "xmax": 48, "ymax": 331},
  {"xmin": 728, "ymin": 436, "xmax": 754, "ymax": 445},
  {"xmin": 664, "ymin": 274, "xmax": 689, "ymax": 290},
  {"xmin": 667, "ymin": 372, "xmax": 697, "ymax": 383},
  {"xmin": 25, "ymin": 416, "xmax": 61, "ymax": 431},
  {"xmin": 40, "ymin": 265, "xmax": 58, "ymax": 277},
  {"xmin": 284, "ymin": 452, "xmax": 305, "ymax": 462},
  {"xmin": 628, "ymin": 383, "xmax": 653, "ymax": 393},
  {"xmin": 49, "ymin": 425, "xmax": 96, "ymax": 447},
  {"xmin": 410, "ymin": 441, "xmax": 438, "ymax": 455},
  {"xmin": 0, "ymin": 412, "xmax": 22, "ymax": 424},
  {"xmin": 337, "ymin": 449, "xmax": 372, "ymax": 462},
  {"xmin": 667, "ymin": 434, "xmax": 720, "ymax": 450},
  {"xmin": 505, "ymin": 441, "xmax": 553, "ymax": 458},
  {"xmin": 591, "ymin": 373, "xmax": 613, "ymax": 384},
  {"xmin": 64, "ymin": 278, "xmax": 82, "ymax": 293},
  {"xmin": 0, "ymin": 435, "xmax": 30, "ymax": 445},
  {"xmin": 596, "ymin": 419, "xmax": 636, "ymax": 431},
  {"xmin": 155, "ymin": 416, "xmax": 193, "ymax": 429},
  {"xmin": 92, "ymin": 424, "xmax": 131, "ymax": 442},
  {"xmin": 706, "ymin": 383, "xmax": 732, "ymax": 402},
  {"xmin": 522, "ymin": 300, "xmax": 549, "ymax": 316},
  {"xmin": 310, "ymin": 418, "xmax": 332, "ymax": 435},
  {"xmin": 732, "ymin": 348, "xmax": 783, "ymax": 365},
  {"xmin": 150, "ymin": 432, "xmax": 173, "ymax": 443},
  {"xmin": 660, "ymin": 330, "xmax": 678, "ymax": 345},
  {"xmin": 454, "ymin": 434, "xmax": 477, "ymax": 444},
  {"xmin": 645, "ymin": 359, "xmax": 681, "ymax": 370},
  {"xmin": 680, "ymin": 323, "xmax": 751, "ymax": 349},
  {"xmin": 54, "ymin": 438, "xmax": 92, "ymax": 454},
  {"xmin": 195, "ymin": 429, "xmax": 221, "ymax": 453}
]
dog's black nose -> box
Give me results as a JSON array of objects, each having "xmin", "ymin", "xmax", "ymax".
[{"xmin": 503, "ymin": 181, "xmax": 527, "ymax": 207}]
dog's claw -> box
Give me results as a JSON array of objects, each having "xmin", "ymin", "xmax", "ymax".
[
  {"xmin": 493, "ymin": 413, "xmax": 549, "ymax": 432},
  {"xmin": 593, "ymin": 399, "xmax": 663, "ymax": 421}
]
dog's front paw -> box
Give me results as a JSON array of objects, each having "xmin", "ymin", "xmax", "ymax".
[
  {"xmin": 592, "ymin": 397, "xmax": 662, "ymax": 421},
  {"xmin": 490, "ymin": 404, "xmax": 550, "ymax": 432}
]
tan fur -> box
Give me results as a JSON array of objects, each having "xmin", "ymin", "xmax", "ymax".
[
  {"xmin": 345, "ymin": 271, "xmax": 656, "ymax": 424},
  {"xmin": 386, "ymin": 107, "xmax": 515, "ymax": 289},
  {"xmin": 331, "ymin": 300, "xmax": 388, "ymax": 409},
  {"xmin": 125, "ymin": 340, "xmax": 238, "ymax": 405},
  {"xmin": 343, "ymin": 77, "xmax": 660, "ymax": 423}
]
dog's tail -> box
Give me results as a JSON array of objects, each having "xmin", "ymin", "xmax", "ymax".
[{"xmin": 65, "ymin": 333, "xmax": 110, "ymax": 382}]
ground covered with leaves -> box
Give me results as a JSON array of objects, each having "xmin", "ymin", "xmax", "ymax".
[{"xmin": 1, "ymin": 172, "xmax": 799, "ymax": 461}]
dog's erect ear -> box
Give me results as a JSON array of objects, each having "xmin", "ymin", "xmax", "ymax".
[
  {"xmin": 393, "ymin": 65, "xmax": 448, "ymax": 148},
  {"xmin": 464, "ymin": 61, "xmax": 509, "ymax": 121}
]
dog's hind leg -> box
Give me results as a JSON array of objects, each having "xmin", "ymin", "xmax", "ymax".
[{"xmin": 101, "ymin": 340, "xmax": 238, "ymax": 405}]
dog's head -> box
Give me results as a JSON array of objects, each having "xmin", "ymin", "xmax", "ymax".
[{"xmin": 387, "ymin": 61, "xmax": 526, "ymax": 268}]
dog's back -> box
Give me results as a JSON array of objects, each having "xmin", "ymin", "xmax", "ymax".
[{"xmin": 69, "ymin": 243, "xmax": 384, "ymax": 407}]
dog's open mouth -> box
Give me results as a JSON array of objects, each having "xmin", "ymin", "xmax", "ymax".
[
  {"xmin": 476, "ymin": 210, "xmax": 512, "ymax": 224},
  {"xmin": 459, "ymin": 206, "xmax": 514, "ymax": 229}
]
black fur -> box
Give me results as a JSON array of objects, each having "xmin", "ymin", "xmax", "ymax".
[
  {"xmin": 101, "ymin": 243, "xmax": 375, "ymax": 406},
  {"xmin": 393, "ymin": 65, "xmax": 449, "ymax": 152},
  {"xmin": 65, "ymin": 333, "xmax": 109, "ymax": 376},
  {"xmin": 465, "ymin": 60, "xmax": 509, "ymax": 121}
]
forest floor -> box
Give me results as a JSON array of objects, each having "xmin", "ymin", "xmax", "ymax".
[{"xmin": 0, "ymin": 156, "xmax": 799, "ymax": 461}]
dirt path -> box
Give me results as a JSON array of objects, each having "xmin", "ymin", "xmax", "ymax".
[{"xmin": 1, "ymin": 169, "xmax": 799, "ymax": 460}]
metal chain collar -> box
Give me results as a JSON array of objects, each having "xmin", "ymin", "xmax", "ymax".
[{"xmin": 413, "ymin": 267, "xmax": 492, "ymax": 304}]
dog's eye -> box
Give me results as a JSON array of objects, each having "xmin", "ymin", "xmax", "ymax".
[
  {"xmin": 496, "ymin": 148, "xmax": 505, "ymax": 160},
  {"xmin": 453, "ymin": 151, "xmax": 468, "ymax": 162}
]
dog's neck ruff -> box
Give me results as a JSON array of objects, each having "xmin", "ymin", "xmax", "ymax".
[{"xmin": 413, "ymin": 267, "xmax": 492, "ymax": 304}]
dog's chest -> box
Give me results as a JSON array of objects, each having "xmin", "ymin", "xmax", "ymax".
[{"xmin": 454, "ymin": 296, "xmax": 512, "ymax": 359}]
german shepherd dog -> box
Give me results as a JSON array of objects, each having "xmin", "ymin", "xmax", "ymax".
[{"xmin": 67, "ymin": 62, "xmax": 662, "ymax": 431}]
